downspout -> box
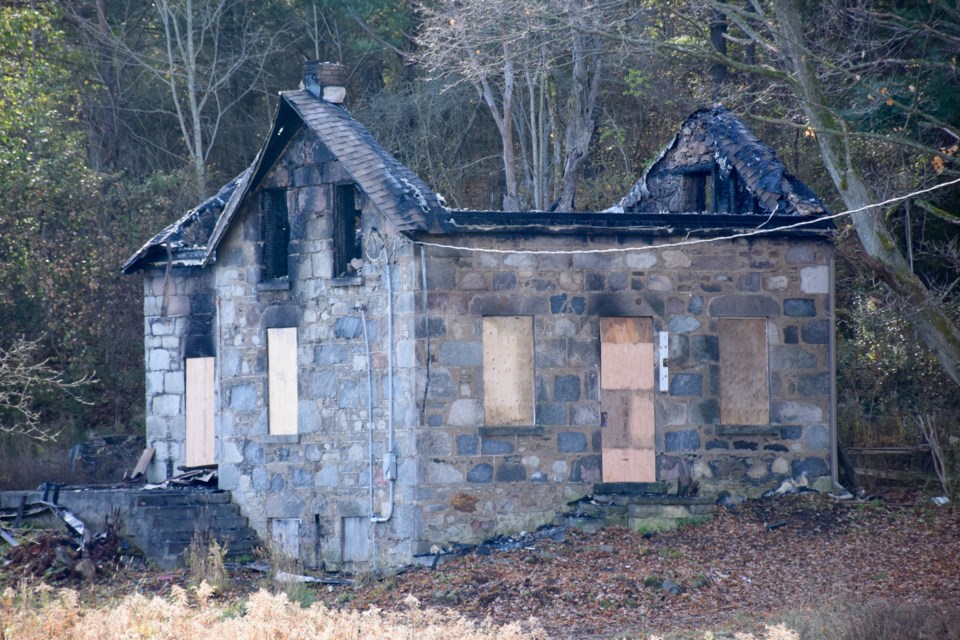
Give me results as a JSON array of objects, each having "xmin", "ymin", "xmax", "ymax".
[
  {"xmin": 358, "ymin": 303, "xmax": 376, "ymax": 521},
  {"xmin": 371, "ymin": 247, "xmax": 396, "ymax": 523}
]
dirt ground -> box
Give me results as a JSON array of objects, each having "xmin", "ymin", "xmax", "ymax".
[{"xmin": 3, "ymin": 491, "xmax": 959, "ymax": 638}]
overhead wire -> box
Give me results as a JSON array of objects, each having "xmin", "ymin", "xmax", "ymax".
[{"xmin": 408, "ymin": 176, "xmax": 960, "ymax": 256}]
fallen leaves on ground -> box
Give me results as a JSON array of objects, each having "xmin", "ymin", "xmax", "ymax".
[
  {"xmin": 3, "ymin": 492, "xmax": 959, "ymax": 638},
  {"xmin": 315, "ymin": 493, "xmax": 960, "ymax": 637}
]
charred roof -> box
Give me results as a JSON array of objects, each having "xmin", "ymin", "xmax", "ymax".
[
  {"xmin": 124, "ymin": 99, "xmax": 831, "ymax": 274},
  {"xmin": 618, "ymin": 106, "xmax": 829, "ymax": 217},
  {"xmin": 122, "ymin": 171, "xmax": 249, "ymax": 273}
]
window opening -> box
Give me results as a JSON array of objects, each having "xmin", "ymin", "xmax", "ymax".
[
  {"xmin": 262, "ymin": 189, "xmax": 289, "ymax": 280},
  {"xmin": 267, "ymin": 327, "xmax": 298, "ymax": 435},
  {"xmin": 333, "ymin": 184, "xmax": 362, "ymax": 277}
]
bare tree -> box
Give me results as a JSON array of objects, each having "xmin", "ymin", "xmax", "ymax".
[
  {"xmin": 0, "ymin": 337, "xmax": 94, "ymax": 442},
  {"xmin": 768, "ymin": 0, "xmax": 960, "ymax": 387},
  {"xmin": 416, "ymin": 0, "xmax": 630, "ymax": 211},
  {"xmin": 65, "ymin": 0, "xmax": 290, "ymax": 197},
  {"xmin": 653, "ymin": 0, "xmax": 960, "ymax": 389}
]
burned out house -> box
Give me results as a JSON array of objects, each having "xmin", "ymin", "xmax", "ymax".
[{"xmin": 124, "ymin": 65, "xmax": 836, "ymax": 570}]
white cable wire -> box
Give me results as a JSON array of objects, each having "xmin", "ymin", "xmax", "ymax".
[{"xmin": 412, "ymin": 176, "xmax": 960, "ymax": 256}]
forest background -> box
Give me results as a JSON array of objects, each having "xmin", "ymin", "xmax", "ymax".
[{"xmin": 0, "ymin": 0, "xmax": 957, "ymax": 490}]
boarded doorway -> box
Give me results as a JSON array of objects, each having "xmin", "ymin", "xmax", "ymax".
[
  {"xmin": 600, "ymin": 317, "xmax": 655, "ymax": 482},
  {"xmin": 185, "ymin": 357, "xmax": 216, "ymax": 467}
]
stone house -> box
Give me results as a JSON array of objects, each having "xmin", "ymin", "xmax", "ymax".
[{"xmin": 124, "ymin": 65, "xmax": 836, "ymax": 570}]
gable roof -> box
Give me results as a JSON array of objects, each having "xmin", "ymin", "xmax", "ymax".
[
  {"xmin": 124, "ymin": 89, "xmax": 446, "ymax": 272},
  {"xmin": 124, "ymin": 100, "xmax": 831, "ymax": 273},
  {"xmin": 618, "ymin": 106, "xmax": 828, "ymax": 217},
  {"xmin": 199, "ymin": 90, "xmax": 446, "ymax": 264},
  {"xmin": 121, "ymin": 171, "xmax": 249, "ymax": 273}
]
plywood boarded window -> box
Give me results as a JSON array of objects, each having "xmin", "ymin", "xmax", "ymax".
[
  {"xmin": 185, "ymin": 357, "xmax": 215, "ymax": 467},
  {"xmin": 267, "ymin": 327, "xmax": 298, "ymax": 435},
  {"xmin": 719, "ymin": 318, "xmax": 769, "ymax": 425},
  {"xmin": 262, "ymin": 189, "xmax": 289, "ymax": 280},
  {"xmin": 482, "ymin": 316, "xmax": 534, "ymax": 426}
]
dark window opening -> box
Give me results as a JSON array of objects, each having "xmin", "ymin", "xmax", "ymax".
[
  {"xmin": 681, "ymin": 172, "xmax": 712, "ymax": 212},
  {"xmin": 262, "ymin": 190, "xmax": 289, "ymax": 280},
  {"xmin": 333, "ymin": 184, "xmax": 362, "ymax": 277}
]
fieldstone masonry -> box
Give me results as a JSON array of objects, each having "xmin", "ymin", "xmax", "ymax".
[
  {"xmin": 134, "ymin": 90, "xmax": 835, "ymax": 571},
  {"xmin": 412, "ymin": 234, "xmax": 833, "ymax": 548}
]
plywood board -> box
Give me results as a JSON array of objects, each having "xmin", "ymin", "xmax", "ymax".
[
  {"xmin": 600, "ymin": 317, "xmax": 655, "ymax": 482},
  {"xmin": 268, "ymin": 327, "xmax": 299, "ymax": 435},
  {"xmin": 185, "ymin": 357, "xmax": 215, "ymax": 467},
  {"xmin": 602, "ymin": 447, "xmax": 656, "ymax": 483},
  {"xmin": 269, "ymin": 518, "xmax": 300, "ymax": 560},
  {"xmin": 719, "ymin": 318, "xmax": 769, "ymax": 425},
  {"xmin": 600, "ymin": 317, "xmax": 653, "ymax": 390},
  {"xmin": 131, "ymin": 448, "xmax": 155, "ymax": 476},
  {"xmin": 342, "ymin": 516, "xmax": 370, "ymax": 563},
  {"xmin": 600, "ymin": 389, "xmax": 654, "ymax": 449},
  {"xmin": 483, "ymin": 316, "xmax": 534, "ymax": 426}
]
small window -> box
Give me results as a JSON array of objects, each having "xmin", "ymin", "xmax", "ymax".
[
  {"xmin": 267, "ymin": 327, "xmax": 298, "ymax": 435},
  {"xmin": 681, "ymin": 172, "xmax": 712, "ymax": 212},
  {"xmin": 262, "ymin": 190, "xmax": 289, "ymax": 280},
  {"xmin": 718, "ymin": 318, "xmax": 769, "ymax": 425},
  {"xmin": 333, "ymin": 184, "xmax": 362, "ymax": 277},
  {"xmin": 482, "ymin": 316, "xmax": 535, "ymax": 426}
]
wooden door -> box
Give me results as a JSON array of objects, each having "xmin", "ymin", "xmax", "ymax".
[
  {"xmin": 185, "ymin": 357, "xmax": 216, "ymax": 467},
  {"xmin": 600, "ymin": 317, "xmax": 655, "ymax": 482}
]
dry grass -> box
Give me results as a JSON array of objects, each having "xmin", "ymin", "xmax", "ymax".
[
  {"xmin": 185, "ymin": 528, "xmax": 229, "ymax": 592},
  {"xmin": 0, "ymin": 584, "xmax": 544, "ymax": 640},
  {"xmin": 777, "ymin": 601, "xmax": 960, "ymax": 640}
]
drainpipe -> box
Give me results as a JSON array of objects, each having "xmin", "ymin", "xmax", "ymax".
[
  {"xmin": 371, "ymin": 250, "xmax": 396, "ymax": 523},
  {"xmin": 358, "ymin": 302, "xmax": 376, "ymax": 521}
]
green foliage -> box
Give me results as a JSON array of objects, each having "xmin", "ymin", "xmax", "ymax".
[
  {"xmin": 836, "ymin": 290, "xmax": 957, "ymax": 444},
  {"xmin": 0, "ymin": 5, "xmax": 186, "ymax": 453}
]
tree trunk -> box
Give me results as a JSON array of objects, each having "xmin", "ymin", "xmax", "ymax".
[
  {"xmin": 774, "ymin": 0, "xmax": 960, "ymax": 388},
  {"xmin": 556, "ymin": 32, "xmax": 601, "ymax": 212},
  {"xmin": 708, "ymin": 0, "xmax": 728, "ymax": 93}
]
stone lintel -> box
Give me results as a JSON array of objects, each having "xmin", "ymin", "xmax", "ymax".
[
  {"xmin": 478, "ymin": 426, "xmax": 545, "ymax": 438},
  {"xmin": 716, "ymin": 424, "xmax": 780, "ymax": 436},
  {"xmin": 329, "ymin": 276, "xmax": 364, "ymax": 287},
  {"xmin": 592, "ymin": 481, "xmax": 670, "ymax": 496}
]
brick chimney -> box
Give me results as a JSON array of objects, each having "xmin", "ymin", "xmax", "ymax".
[{"xmin": 303, "ymin": 60, "xmax": 347, "ymax": 104}]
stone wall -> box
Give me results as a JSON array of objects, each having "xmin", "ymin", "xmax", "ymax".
[
  {"xmin": 210, "ymin": 128, "xmax": 421, "ymax": 570},
  {"xmin": 143, "ymin": 266, "xmax": 216, "ymax": 482},
  {"xmin": 139, "ymin": 123, "xmax": 834, "ymax": 571},
  {"xmin": 412, "ymin": 233, "xmax": 834, "ymax": 549}
]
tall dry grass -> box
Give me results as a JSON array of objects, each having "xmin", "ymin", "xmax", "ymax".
[{"xmin": 0, "ymin": 583, "xmax": 544, "ymax": 640}]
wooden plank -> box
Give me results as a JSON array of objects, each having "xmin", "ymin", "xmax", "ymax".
[
  {"xmin": 185, "ymin": 357, "xmax": 216, "ymax": 467},
  {"xmin": 602, "ymin": 448, "xmax": 656, "ymax": 483},
  {"xmin": 854, "ymin": 467, "xmax": 935, "ymax": 481},
  {"xmin": 719, "ymin": 318, "xmax": 769, "ymax": 425},
  {"xmin": 128, "ymin": 448, "xmax": 156, "ymax": 480},
  {"xmin": 600, "ymin": 317, "xmax": 655, "ymax": 483},
  {"xmin": 268, "ymin": 327, "xmax": 299, "ymax": 435},
  {"xmin": 600, "ymin": 317, "xmax": 653, "ymax": 390},
  {"xmin": 482, "ymin": 317, "xmax": 534, "ymax": 426},
  {"xmin": 848, "ymin": 446, "xmax": 931, "ymax": 456},
  {"xmin": 600, "ymin": 389, "xmax": 654, "ymax": 450}
]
